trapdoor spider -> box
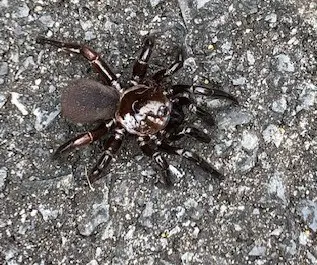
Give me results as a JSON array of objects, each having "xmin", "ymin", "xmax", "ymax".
[{"xmin": 36, "ymin": 36, "xmax": 237, "ymax": 186}]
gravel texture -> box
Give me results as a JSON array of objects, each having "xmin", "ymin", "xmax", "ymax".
[{"xmin": 1, "ymin": 0, "xmax": 317, "ymax": 264}]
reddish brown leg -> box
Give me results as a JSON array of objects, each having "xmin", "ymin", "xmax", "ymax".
[
  {"xmin": 137, "ymin": 136, "xmax": 172, "ymax": 186},
  {"xmin": 89, "ymin": 127, "xmax": 125, "ymax": 183},
  {"xmin": 152, "ymin": 47, "xmax": 184, "ymax": 82},
  {"xmin": 36, "ymin": 36, "xmax": 121, "ymax": 92},
  {"xmin": 53, "ymin": 120, "xmax": 115, "ymax": 158},
  {"xmin": 132, "ymin": 36, "xmax": 154, "ymax": 82}
]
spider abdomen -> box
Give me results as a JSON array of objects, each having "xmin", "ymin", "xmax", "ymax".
[
  {"xmin": 61, "ymin": 79, "xmax": 120, "ymax": 124},
  {"xmin": 116, "ymin": 85, "xmax": 172, "ymax": 136}
]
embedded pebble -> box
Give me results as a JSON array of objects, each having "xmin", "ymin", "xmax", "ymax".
[
  {"xmin": 296, "ymin": 82, "xmax": 316, "ymax": 113},
  {"xmin": 197, "ymin": 0, "xmax": 211, "ymax": 9},
  {"xmin": 39, "ymin": 15, "xmax": 55, "ymax": 27},
  {"xmin": 262, "ymin": 124, "xmax": 284, "ymax": 147},
  {"xmin": 246, "ymin": 51, "xmax": 255, "ymax": 65},
  {"xmin": 0, "ymin": 167, "xmax": 7, "ymax": 191},
  {"xmin": 218, "ymin": 110, "xmax": 252, "ymax": 130},
  {"xmin": 241, "ymin": 131, "xmax": 258, "ymax": 151},
  {"xmin": 297, "ymin": 200, "xmax": 317, "ymax": 232},
  {"xmin": 33, "ymin": 107, "xmax": 60, "ymax": 131},
  {"xmin": 248, "ymin": 245, "xmax": 266, "ymax": 256},
  {"xmin": 149, "ymin": 0, "xmax": 163, "ymax": 7},
  {"xmin": 0, "ymin": 93, "xmax": 7, "ymax": 108},
  {"xmin": 13, "ymin": 3, "xmax": 30, "ymax": 18},
  {"xmin": 275, "ymin": 54, "xmax": 295, "ymax": 72},
  {"xmin": 271, "ymin": 97, "xmax": 287, "ymax": 113},
  {"xmin": 38, "ymin": 205, "xmax": 59, "ymax": 221},
  {"xmin": 232, "ymin": 76, "xmax": 246, "ymax": 85},
  {"xmin": 78, "ymin": 202, "xmax": 110, "ymax": 236},
  {"xmin": 0, "ymin": 62, "xmax": 8, "ymax": 76},
  {"xmin": 265, "ymin": 13, "xmax": 277, "ymax": 23},
  {"xmin": 267, "ymin": 172, "xmax": 287, "ymax": 205}
]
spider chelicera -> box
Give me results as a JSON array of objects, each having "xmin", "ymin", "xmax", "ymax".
[{"xmin": 36, "ymin": 36, "xmax": 237, "ymax": 186}]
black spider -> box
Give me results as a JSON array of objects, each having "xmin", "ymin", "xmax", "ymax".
[{"xmin": 36, "ymin": 36, "xmax": 237, "ymax": 186}]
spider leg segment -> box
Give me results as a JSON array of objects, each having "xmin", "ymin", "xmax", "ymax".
[
  {"xmin": 162, "ymin": 105, "xmax": 211, "ymax": 143},
  {"xmin": 132, "ymin": 36, "xmax": 154, "ymax": 82},
  {"xmin": 170, "ymin": 84, "xmax": 238, "ymax": 103},
  {"xmin": 172, "ymin": 96, "xmax": 216, "ymax": 126},
  {"xmin": 89, "ymin": 127, "xmax": 125, "ymax": 183},
  {"xmin": 159, "ymin": 141, "xmax": 224, "ymax": 180},
  {"xmin": 153, "ymin": 47, "xmax": 185, "ymax": 82},
  {"xmin": 36, "ymin": 36, "xmax": 121, "ymax": 91},
  {"xmin": 53, "ymin": 120, "xmax": 115, "ymax": 158},
  {"xmin": 137, "ymin": 136, "xmax": 172, "ymax": 186}
]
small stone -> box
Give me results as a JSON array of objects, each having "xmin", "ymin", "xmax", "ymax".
[
  {"xmin": 265, "ymin": 13, "xmax": 277, "ymax": 23},
  {"xmin": 33, "ymin": 107, "xmax": 60, "ymax": 131},
  {"xmin": 267, "ymin": 172, "xmax": 287, "ymax": 205},
  {"xmin": 218, "ymin": 110, "xmax": 252, "ymax": 130},
  {"xmin": 271, "ymin": 97, "xmax": 287, "ymax": 113},
  {"xmin": 149, "ymin": 0, "xmax": 163, "ymax": 7},
  {"xmin": 249, "ymin": 245, "xmax": 266, "ymax": 256},
  {"xmin": 232, "ymin": 76, "xmax": 246, "ymax": 85},
  {"xmin": 39, "ymin": 15, "xmax": 55, "ymax": 28},
  {"xmin": 241, "ymin": 131, "xmax": 258, "ymax": 151},
  {"xmin": 275, "ymin": 54, "xmax": 295, "ymax": 72},
  {"xmin": 0, "ymin": 62, "xmax": 8, "ymax": 76},
  {"xmin": 38, "ymin": 205, "xmax": 59, "ymax": 221},
  {"xmin": 0, "ymin": 93, "xmax": 7, "ymax": 108},
  {"xmin": 0, "ymin": 167, "xmax": 7, "ymax": 191},
  {"xmin": 246, "ymin": 51, "xmax": 255, "ymax": 65},
  {"xmin": 262, "ymin": 124, "xmax": 284, "ymax": 147},
  {"xmin": 297, "ymin": 200, "xmax": 317, "ymax": 232},
  {"xmin": 13, "ymin": 3, "xmax": 30, "ymax": 18},
  {"xmin": 296, "ymin": 82, "xmax": 316, "ymax": 113},
  {"xmin": 78, "ymin": 202, "xmax": 110, "ymax": 236}
]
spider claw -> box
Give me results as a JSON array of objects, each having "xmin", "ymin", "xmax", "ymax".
[
  {"xmin": 193, "ymin": 86, "xmax": 238, "ymax": 104},
  {"xmin": 161, "ymin": 169, "xmax": 173, "ymax": 187}
]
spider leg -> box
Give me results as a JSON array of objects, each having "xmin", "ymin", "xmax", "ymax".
[
  {"xmin": 152, "ymin": 47, "xmax": 185, "ymax": 82},
  {"xmin": 173, "ymin": 96, "xmax": 216, "ymax": 126},
  {"xmin": 89, "ymin": 127, "xmax": 125, "ymax": 183},
  {"xmin": 132, "ymin": 36, "xmax": 154, "ymax": 82},
  {"xmin": 137, "ymin": 136, "xmax": 172, "ymax": 186},
  {"xmin": 170, "ymin": 84, "xmax": 238, "ymax": 103},
  {"xmin": 53, "ymin": 120, "xmax": 115, "ymax": 158},
  {"xmin": 159, "ymin": 141, "xmax": 224, "ymax": 180},
  {"xmin": 163, "ymin": 105, "xmax": 211, "ymax": 143},
  {"xmin": 36, "ymin": 36, "xmax": 121, "ymax": 91}
]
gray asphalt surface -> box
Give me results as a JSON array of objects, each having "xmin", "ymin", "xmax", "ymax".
[{"xmin": 1, "ymin": 0, "xmax": 317, "ymax": 264}]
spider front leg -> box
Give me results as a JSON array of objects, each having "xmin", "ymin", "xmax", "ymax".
[
  {"xmin": 172, "ymin": 96, "xmax": 216, "ymax": 126},
  {"xmin": 53, "ymin": 120, "xmax": 115, "ymax": 158},
  {"xmin": 163, "ymin": 104, "xmax": 211, "ymax": 143},
  {"xmin": 170, "ymin": 84, "xmax": 238, "ymax": 103},
  {"xmin": 132, "ymin": 36, "xmax": 154, "ymax": 82},
  {"xmin": 152, "ymin": 47, "xmax": 185, "ymax": 82},
  {"xmin": 138, "ymin": 136, "xmax": 172, "ymax": 186},
  {"xmin": 159, "ymin": 141, "xmax": 224, "ymax": 180},
  {"xmin": 89, "ymin": 127, "xmax": 125, "ymax": 183},
  {"xmin": 36, "ymin": 36, "xmax": 121, "ymax": 92}
]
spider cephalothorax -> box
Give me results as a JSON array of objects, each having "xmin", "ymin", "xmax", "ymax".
[{"xmin": 36, "ymin": 36, "xmax": 237, "ymax": 186}]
